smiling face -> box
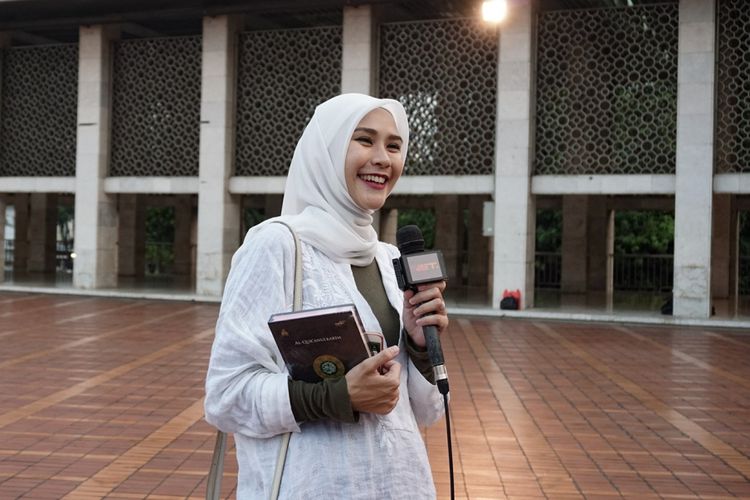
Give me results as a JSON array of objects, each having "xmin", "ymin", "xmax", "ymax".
[{"xmin": 344, "ymin": 108, "xmax": 405, "ymax": 212}]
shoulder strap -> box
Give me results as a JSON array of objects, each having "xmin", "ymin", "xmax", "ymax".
[
  {"xmin": 271, "ymin": 220, "xmax": 303, "ymax": 311},
  {"xmin": 268, "ymin": 221, "xmax": 300, "ymax": 499},
  {"xmin": 206, "ymin": 221, "xmax": 302, "ymax": 500}
]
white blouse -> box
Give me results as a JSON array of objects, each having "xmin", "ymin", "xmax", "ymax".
[{"xmin": 204, "ymin": 222, "xmax": 444, "ymax": 499}]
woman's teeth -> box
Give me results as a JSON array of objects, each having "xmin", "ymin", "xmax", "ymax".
[{"xmin": 360, "ymin": 174, "xmax": 385, "ymax": 184}]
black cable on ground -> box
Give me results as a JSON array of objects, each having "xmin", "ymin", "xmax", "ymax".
[{"xmin": 442, "ymin": 392, "xmax": 454, "ymax": 500}]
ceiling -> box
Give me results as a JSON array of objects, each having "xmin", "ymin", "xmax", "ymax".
[{"xmin": 0, "ymin": 0, "xmax": 677, "ymax": 45}]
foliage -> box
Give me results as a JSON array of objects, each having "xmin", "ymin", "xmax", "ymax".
[
  {"xmin": 536, "ymin": 209, "xmax": 562, "ymax": 252},
  {"xmin": 243, "ymin": 208, "xmax": 267, "ymax": 235},
  {"xmin": 535, "ymin": 208, "xmax": 674, "ymax": 255},
  {"xmin": 145, "ymin": 207, "xmax": 175, "ymax": 243},
  {"xmin": 614, "ymin": 211, "xmax": 673, "ymax": 255},
  {"xmin": 57, "ymin": 206, "xmax": 74, "ymax": 243},
  {"xmin": 145, "ymin": 207, "xmax": 175, "ymax": 275},
  {"xmin": 397, "ymin": 209, "xmax": 436, "ymax": 249},
  {"xmin": 145, "ymin": 242, "xmax": 174, "ymax": 275}
]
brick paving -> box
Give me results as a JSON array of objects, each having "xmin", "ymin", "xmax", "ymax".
[{"xmin": 1, "ymin": 292, "xmax": 749, "ymax": 499}]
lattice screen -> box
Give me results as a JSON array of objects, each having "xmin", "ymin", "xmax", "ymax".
[
  {"xmin": 234, "ymin": 27, "xmax": 341, "ymax": 176},
  {"xmin": 717, "ymin": 0, "xmax": 750, "ymax": 173},
  {"xmin": 110, "ymin": 37, "xmax": 201, "ymax": 176},
  {"xmin": 535, "ymin": 6, "xmax": 678, "ymax": 175},
  {"xmin": 380, "ymin": 19, "xmax": 497, "ymax": 176},
  {"xmin": 0, "ymin": 45, "xmax": 78, "ymax": 176}
]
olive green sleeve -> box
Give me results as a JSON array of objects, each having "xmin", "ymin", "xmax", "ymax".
[
  {"xmin": 404, "ymin": 330, "xmax": 436, "ymax": 385},
  {"xmin": 287, "ymin": 377, "xmax": 359, "ymax": 424}
]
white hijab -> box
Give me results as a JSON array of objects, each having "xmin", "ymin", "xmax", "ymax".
[{"xmin": 251, "ymin": 93, "xmax": 409, "ymax": 266}]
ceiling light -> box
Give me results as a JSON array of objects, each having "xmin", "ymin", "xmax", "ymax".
[{"xmin": 482, "ymin": 0, "xmax": 507, "ymax": 23}]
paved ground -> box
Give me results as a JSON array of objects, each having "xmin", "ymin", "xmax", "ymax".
[{"xmin": 0, "ymin": 292, "xmax": 749, "ymax": 499}]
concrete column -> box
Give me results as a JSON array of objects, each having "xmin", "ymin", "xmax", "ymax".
[
  {"xmin": 434, "ymin": 195, "xmax": 460, "ymax": 283},
  {"xmin": 117, "ymin": 194, "xmax": 142, "ymax": 277},
  {"xmin": 0, "ymin": 196, "xmax": 5, "ymax": 282},
  {"xmin": 380, "ymin": 208, "xmax": 398, "ymax": 245},
  {"xmin": 711, "ymin": 194, "xmax": 731, "ymax": 299},
  {"xmin": 197, "ymin": 15, "xmax": 241, "ymax": 297},
  {"xmin": 190, "ymin": 213, "xmax": 198, "ymax": 283},
  {"xmin": 28, "ymin": 193, "xmax": 57, "ymax": 273},
  {"xmin": 492, "ymin": 2, "xmax": 536, "ymax": 309},
  {"xmin": 467, "ymin": 196, "xmax": 490, "ymax": 303},
  {"xmin": 729, "ymin": 205, "xmax": 739, "ymax": 314},
  {"xmin": 561, "ymin": 195, "xmax": 588, "ymax": 293},
  {"xmin": 587, "ymin": 196, "xmax": 607, "ymax": 291},
  {"xmin": 73, "ymin": 25, "xmax": 119, "ymax": 289},
  {"xmin": 342, "ymin": 5, "xmax": 384, "ymax": 235},
  {"xmin": 341, "ymin": 5, "xmax": 377, "ymax": 95},
  {"xmin": 606, "ymin": 209, "xmax": 615, "ymax": 311},
  {"xmin": 173, "ymin": 195, "xmax": 192, "ymax": 276},
  {"xmin": 117, "ymin": 194, "xmax": 135, "ymax": 276},
  {"xmin": 673, "ymin": 0, "xmax": 715, "ymax": 318},
  {"xmin": 13, "ymin": 193, "xmax": 29, "ymax": 273}
]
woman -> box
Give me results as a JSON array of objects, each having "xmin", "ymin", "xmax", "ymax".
[{"xmin": 205, "ymin": 93, "xmax": 449, "ymax": 499}]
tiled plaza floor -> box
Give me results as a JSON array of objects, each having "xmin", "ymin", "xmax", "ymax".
[{"xmin": 0, "ymin": 292, "xmax": 749, "ymax": 499}]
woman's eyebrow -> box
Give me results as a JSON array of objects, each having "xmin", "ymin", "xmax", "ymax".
[{"xmin": 353, "ymin": 127, "xmax": 403, "ymax": 142}]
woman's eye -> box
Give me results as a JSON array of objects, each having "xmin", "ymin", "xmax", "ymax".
[
  {"xmin": 355, "ymin": 136, "xmax": 373, "ymax": 145},
  {"xmin": 388, "ymin": 143, "xmax": 402, "ymax": 151}
]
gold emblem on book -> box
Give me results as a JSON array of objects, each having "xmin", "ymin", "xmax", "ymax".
[{"xmin": 313, "ymin": 355, "xmax": 345, "ymax": 379}]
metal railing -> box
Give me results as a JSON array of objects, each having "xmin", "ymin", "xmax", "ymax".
[
  {"xmin": 613, "ymin": 254, "xmax": 673, "ymax": 292},
  {"xmin": 4, "ymin": 239, "xmax": 74, "ymax": 272},
  {"xmin": 535, "ymin": 252, "xmax": 675, "ymax": 292},
  {"xmin": 535, "ymin": 252, "xmax": 562, "ymax": 289},
  {"xmin": 3, "ymin": 239, "xmax": 12, "ymax": 269},
  {"xmin": 5, "ymin": 239, "xmax": 176, "ymax": 276},
  {"xmin": 56, "ymin": 241, "xmax": 74, "ymax": 272},
  {"xmin": 145, "ymin": 242, "xmax": 174, "ymax": 275}
]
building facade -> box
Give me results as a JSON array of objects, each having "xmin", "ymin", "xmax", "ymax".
[{"xmin": 0, "ymin": 0, "xmax": 748, "ymax": 319}]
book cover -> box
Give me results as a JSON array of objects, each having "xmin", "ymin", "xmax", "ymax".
[{"xmin": 268, "ymin": 304, "xmax": 382, "ymax": 383}]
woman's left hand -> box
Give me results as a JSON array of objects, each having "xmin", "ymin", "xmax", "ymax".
[{"xmin": 402, "ymin": 281, "xmax": 449, "ymax": 348}]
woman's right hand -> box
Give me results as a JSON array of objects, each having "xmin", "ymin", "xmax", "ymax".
[{"xmin": 345, "ymin": 346, "xmax": 401, "ymax": 414}]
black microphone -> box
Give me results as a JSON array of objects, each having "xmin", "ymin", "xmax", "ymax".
[{"xmin": 393, "ymin": 225, "xmax": 449, "ymax": 395}]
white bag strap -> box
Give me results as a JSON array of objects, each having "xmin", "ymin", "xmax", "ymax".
[
  {"xmin": 206, "ymin": 221, "xmax": 302, "ymax": 500},
  {"xmin": 268, "ymin": 221, "xmax": 301, "ymax": 500}
]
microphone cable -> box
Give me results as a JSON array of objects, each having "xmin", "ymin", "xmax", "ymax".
[{"xmin": 443, "ymin": 390, "xmax": 455, "ymax": 500}]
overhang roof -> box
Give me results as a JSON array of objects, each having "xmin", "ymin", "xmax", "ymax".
[{"xmin": 0, "ymin": 0, "xmax": 677, "ymax": 45}]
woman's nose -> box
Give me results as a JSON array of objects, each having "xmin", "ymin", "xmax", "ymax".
[{"xmin": 371, "ymin": 143, "xmax": 391, "ymax": 167}]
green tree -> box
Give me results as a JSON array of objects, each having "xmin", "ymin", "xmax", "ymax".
[
  {"xmin": 145, "ymin": 207, "xmax": 175, "ymax": 275},
  {"xmin": 57, "ymin": 206, "xmax": 74, "ymax": 243},
  {"xmin": 397, "ymin": 209, "xmax": 436, "ymax": 249},
  {"xmin": 614, "ymin": 211, "xmax": 674, "ymax": 254},
  {"xmin": 536, "ymin": 209, "xmax": 562, "ymax": 252},
  {"xmin": 242, "ymin": 208, "xmax": 266, "ymax": 235}
]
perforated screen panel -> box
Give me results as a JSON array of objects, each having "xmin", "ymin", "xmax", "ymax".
[
  {"xmin": 234, "ymin": 27, "xmax": 342, "ymax": 176},
  {"xmin": 535, "ymin": 6, "xmax": 678, "ymax": 175},
  {"xmin": 0, "ymin": 45, "xmax": 78, "ymax": 176},
  {"xmin": 379, "ymin": 19, "xmax": 498, "ymax": 176},
  {"xmin": 110, "ymin": 37, "xmax": 202, "ymax": 177},
  {"xmin": 717, "ymin": 0, "xmax": 750, "ymax": 173}
]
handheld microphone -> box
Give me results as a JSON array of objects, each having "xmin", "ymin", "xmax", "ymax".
[{"xmin": 392, "ymin": 225, "xmax": 449, "ymax": 395}]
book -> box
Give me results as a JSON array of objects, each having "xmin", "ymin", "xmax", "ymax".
[{"xmin": 268, "ymin": 304, "xmax": 384, "ymax": 383}]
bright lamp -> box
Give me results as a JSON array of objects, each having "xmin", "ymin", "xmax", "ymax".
[{"xmin": 482, "ymin": 0, "xmax": 507, "ymax": 23}]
